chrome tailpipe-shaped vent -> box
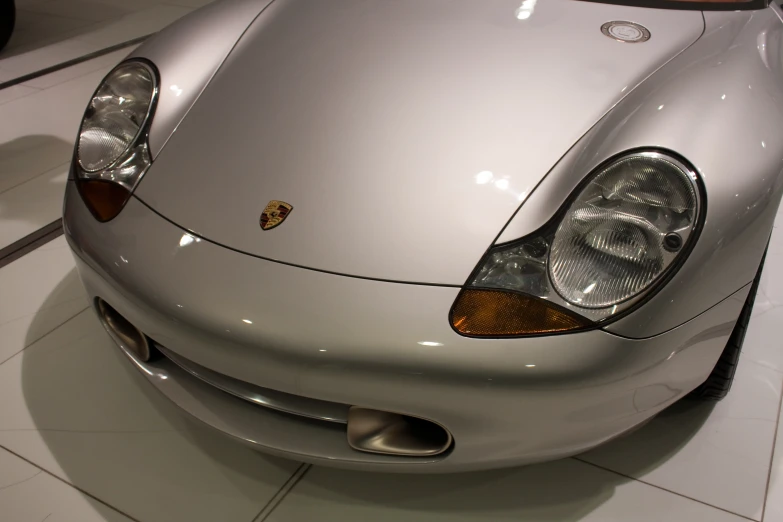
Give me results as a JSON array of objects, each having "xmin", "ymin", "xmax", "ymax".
[
  {"xmin": 346, "ymin": 407, "xmax": 452, "ymax": 457},
  {"xmin": 96, "ymin": 298, "xmax": 154, "ymax": 362}
]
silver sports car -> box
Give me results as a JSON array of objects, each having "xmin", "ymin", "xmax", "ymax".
[{"xmin": 64, "ymin": 0, "xmax": 782, "ymax": 471}]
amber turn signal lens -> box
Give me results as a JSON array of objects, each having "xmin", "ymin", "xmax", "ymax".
[
  {"xmin": 451, "ymin": 289, "xmax": 591, "ymax": 337},
  {"xmin": 77, "ymin": 179, "xmax": 131, "ymax": 222}
]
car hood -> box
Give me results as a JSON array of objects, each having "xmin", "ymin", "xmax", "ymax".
[{"xmin": 135, "ymin": 0, "xmax": 704, "ymax": 285}]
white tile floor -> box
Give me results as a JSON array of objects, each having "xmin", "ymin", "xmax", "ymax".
[
  {"xmin": 0, "ymin": 447, "xmax": 132, "ymax": 522},
  {"xmin": 1, "ymin": 7, "xmax": 783, "ymax": 521},
  {"xmin": 1, "ymin": 0, "xmax": 208, "ymax": 83},
  {"xmin": 0, "ymin": 47, "xmax": 134, "ymax": 250}
]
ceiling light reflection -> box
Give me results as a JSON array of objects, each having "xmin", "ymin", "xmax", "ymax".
[
  {"xmin": 475, "ymin": 171, "xmax": 494, "ymax": 184},
  {"xmin": 179, "ymin": 233, "xmax": 201, "ymax": 247},
  {"xmin": 515, "ymin": 0, "xmax": 536, "ymax": 20}
]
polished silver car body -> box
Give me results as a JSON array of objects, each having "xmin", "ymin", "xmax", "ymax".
[{"xmin": 64, "ymin": 0, "xmax": 783, "ymax": 471}]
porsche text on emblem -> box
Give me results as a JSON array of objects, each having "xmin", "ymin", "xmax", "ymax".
[
  {"xmin": 601, "ymin": 21, "xmax": 650, "ymax": 43},
  {"xmin": 260, "ymin": 200, "xmax": 293, "ymax": 230}
]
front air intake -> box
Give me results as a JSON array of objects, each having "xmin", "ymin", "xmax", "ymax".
[
  {"xmin": 95, "ymin": 298, "xmax": 154, "ymax": 362},
  {"xmin": 346, "ymin": 407, "xmax": 452, "ymax": 457}
]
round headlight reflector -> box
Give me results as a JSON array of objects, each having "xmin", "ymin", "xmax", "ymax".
[
  {"xmin": 77, "ymin": 62, "xmax": 155, "ymax": 173},
  {"xmin": 549, "ymin": 152, "xmax": 699, "ymax": 308}
]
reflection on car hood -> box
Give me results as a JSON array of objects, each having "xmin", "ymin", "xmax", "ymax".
[{"xmin": 135, "ymin": 0, "xmax": 704, "ymax": 285}]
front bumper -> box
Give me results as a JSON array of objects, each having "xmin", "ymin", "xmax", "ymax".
[{"xmin": 64, "ymin": 182, "xmax": 749, "ymax": 471}]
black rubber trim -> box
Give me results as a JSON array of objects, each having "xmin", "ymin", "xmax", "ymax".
[
  {"xmin": 576, "ymin": 0, "xmax": 769, "ymax": 10},
  {"xmin": 0, "ymin": 219, "xmax": 63, "ymax": 269},
  {"xmin": 0, "ymin": 35, "xmax": 150, "ymax": 91},
  {"xmin": 689, "ymin": 246, "xmax": 768, "ymax": 400}
]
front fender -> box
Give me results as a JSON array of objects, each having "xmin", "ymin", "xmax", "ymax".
[
  {"xmin": 128, "ymin": 0, "xmax": 275, "ymax": 158},
  {"xmin": 498, "ymin": 8, "xmax": 783, "ymax": 338}
]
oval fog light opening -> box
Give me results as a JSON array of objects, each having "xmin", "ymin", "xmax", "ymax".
[
  {"xmin": 96, "ymin": 298, "xmax": 152, "ymax": 361},
  {"xmin": 346, "ymin": 407, "xmax": 452, "ymax": 457}
]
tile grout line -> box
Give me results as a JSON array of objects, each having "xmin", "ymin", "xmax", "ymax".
[
  {"xmin": 0, "ymin": 84, "xmax": 42, "ymax": 107},
  {"xmin": 15, "ymin": 6, "xmax": 112, "ymax": 27},
  {"xmin": 743, "ymin": 354, "xmax": 783, "ymax": 377},
  {"xmin": 0, "ymin": 161, "xmax": 70, "ymax": 197},
  {"xmin": 760, "ymin": 368, "xmax": 783, "ymax": 521},
  {"xmin": 0, "ymin": 305, "xmax": 90, "ymax": 367},
  {"xmin": 572, "ymin": 456, "xmax": 758, "ymax": 521},
  {"xmin": 0, "ymin": 444, "xmax": 142, "ymax": 522},
  {"xmin": 0, "ymin": 219, "xmax": 63, "ymax": 270},
  {"xmin": 252, "ymin": 463, "xmax": 312, "ymax": 522},
  {"xmin": 158, "ymin": 2, "xmax": 206, "ymax": 8},
  {"xmin": 0, "ymin": 35, "xmax": 150, "ymax": 90},
  {"xmin": 19, "ymin": 41, "xmax": 145, "ymax": 91}
]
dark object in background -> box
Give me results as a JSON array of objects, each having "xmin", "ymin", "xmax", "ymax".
[{"xmin": 0, "ymin": 0, "xmax": 15, "ymax": 52}]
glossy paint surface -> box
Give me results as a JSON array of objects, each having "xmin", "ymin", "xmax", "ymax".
[
  {"xmin": 58, "ymin": 0, "xmax": 783, "ymax": 472},
  {"xmin": 128, "ymin": 0, "xmax": 274, "ymax": 158},
  {"xmin": 158, "ymin": 344, "xmax": 350, "ymax": 423},
  {"xmin": 64, "ymin": 185, "xmax": 748, "ymax": 470},
  {"xmin": 497, "ymin": 8, "xmax": 783, "ymax": 337},
  {"xmin": 135, "ymin": 0, "xmax": 703, "ymax": 285},
  {"xmin": 8, "ymin": 240, "xmax": 780, "ymax": 519}
]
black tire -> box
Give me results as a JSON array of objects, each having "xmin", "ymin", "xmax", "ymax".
[
  {"xmin": 689, "ymin": 250, "xmax": 767, "ymax": 400},
  {"xmin": 0, "ymin": 0, "xmax": 15, "ymax": 52}
]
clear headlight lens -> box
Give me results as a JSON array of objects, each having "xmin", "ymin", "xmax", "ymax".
[
  {"xmin": 74, "ymin": 60, "xmax": 158, "ymax": 221},
  {"xmin": 453, "ymin": 151, "xmax": 701, "ymax": 337},
  {"xmin": 78, "ymin": 62, "xmax": 154, "ymax": 176},
  {"xmin": 550, "ymin": 153, "xmax": 698, "ymax": 308}
]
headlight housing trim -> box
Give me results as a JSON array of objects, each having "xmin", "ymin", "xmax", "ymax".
[
  {"xmin": 73, "ymin": 58, "xmax": 160, "ymax": 222},
  {"xmin": 548, "ymin": 151, "xmax": 701, "ymax": 309},
  {"xmin": 450, "ymin": 148, "xmax": 706, "ymax": 338}
]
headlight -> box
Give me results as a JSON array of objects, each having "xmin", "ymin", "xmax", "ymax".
[
  {"xmin": 549, "ymin": 153, "xmax": 698, "ymax": 308},
  {"xmin": 451, "ymin": 151, "xmax": 702, "ymax": 337},
  {"xmin": 74, "ymin": 60, "xmax": 158, "ymax": 221}
]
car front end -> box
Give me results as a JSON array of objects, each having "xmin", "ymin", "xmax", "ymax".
[{"xmin": 63, "ymin": 0, "xmax": 783, "ymax": 471}]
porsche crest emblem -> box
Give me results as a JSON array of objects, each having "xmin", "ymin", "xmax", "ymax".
[{"xmin": 260, "ymin": 200, "xmax": 293, "ymax": 230}]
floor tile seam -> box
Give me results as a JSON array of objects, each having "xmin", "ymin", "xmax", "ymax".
[
  {"xmin": 0, "ymin": 443, "xmax": 142, "ymax": 522},
  {"xmin": 253, "ymin": 463, "xmax": 312, "ymax": 522},
  {"xmin": 571, "ymin": 456, "xmax": 758, "ymax": 521},
  {"xmin": 761, "ymin": 370, "xmax": 783, "ymax": 520},
  {"xmin": 0, "ymin": 161, "xmax": 70, "ymax": 197},
  {"xmin": 0, "ymin": 305, "xmax": 89, "ymax": 366}
]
